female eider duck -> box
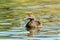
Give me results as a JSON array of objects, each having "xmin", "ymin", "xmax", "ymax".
[{"xmin": 25, "ymin": 14, "xmax": 42, "ymax": 34}]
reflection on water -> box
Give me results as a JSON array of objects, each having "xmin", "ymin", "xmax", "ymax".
[
  {"xmin": 0, "ymin": 20, "xmax": 60, "ymax": 40},
  {"xmin": 0, "ymin": 13, "xmax": 60, "ymax": 40},
  {"xmin": 27, "ymin": 28, "xmax": 41, "ymax": 37}
]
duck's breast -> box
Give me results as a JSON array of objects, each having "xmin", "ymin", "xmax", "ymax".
[{"xmin": 28, "ymin": 20, "xmax": 41, "ymax": 28}]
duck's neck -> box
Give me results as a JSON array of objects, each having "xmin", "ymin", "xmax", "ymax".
[{"xmin": 29, "ymin": 19, "xmax": 34, "ymax": 21}]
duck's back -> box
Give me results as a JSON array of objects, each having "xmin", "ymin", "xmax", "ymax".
[{"xmin": 29, "ymin": 20, "xmax": 40, "ymax": 27}]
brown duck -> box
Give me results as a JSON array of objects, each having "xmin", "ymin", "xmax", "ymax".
[{"xmin": 25, "ymin": 14, "xmax": 42, "ymax": 36}]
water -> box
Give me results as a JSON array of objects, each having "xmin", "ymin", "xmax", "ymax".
[
  {"xmin": 0, "ymin": 3, "xmax": 60, "ymax": 40},
  {"xmin": 0, "ymin": 20, "xmax": 60, "ymax": 40}
]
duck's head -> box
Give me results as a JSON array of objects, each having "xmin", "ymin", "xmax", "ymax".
[{"xmin": 24, "ymin": 14, "xmax": 35, "ymax": 21}]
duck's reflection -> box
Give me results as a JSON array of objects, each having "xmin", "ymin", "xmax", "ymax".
[{"xmin": 27, "ymin": 27, "xmax": 41, "ymax": 37}]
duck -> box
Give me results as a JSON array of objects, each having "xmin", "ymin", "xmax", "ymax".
[{"xmin": 25, "ymin": 14, "xmax": 42, "ymax": 33}]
